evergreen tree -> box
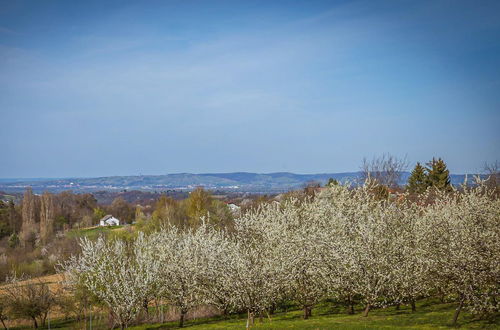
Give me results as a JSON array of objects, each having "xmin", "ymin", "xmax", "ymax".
[
  {"xmin": 326, "ymin": 178, "xmax": 339, "ymax": 187},
  {"xmin": 407, "ymin": 162, "xmax": 428, "ymax": 194},
  {"xmin": 426, "ymin": 158, "xmax": 452, "ymax": 191}
]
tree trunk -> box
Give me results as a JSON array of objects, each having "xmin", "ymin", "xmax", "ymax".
[
  {"xmin": 410, "ymin": 300, "xmax": 416, "ymax": 312},
  {"xmin": 302, "ymin": 306, "xmax": 313, "ymax": 319},
  {"xmin": 179, "ymin": 310, "xmax": 186, "ymax": 328},
  {"xmin": 395, "ymin": 303, "xmax": 400, "ymax": 311},
  {"xmin": 1, "ymin": 318, "xmax": 7, "ymax": 330},
  {"xmin": 32, "ymin": 316, "xmax": 38, "ymax": 329},
  {"xmin": 452, "ymin": 299, "xmax": 464, "ymax": 325},
  {"xmin": 143, "ymin": 299, "xmax": 149, "ymax": 315},
  {"xmin": 363, "ymin": 304, "xmax": 371, "ymax": 317},
  {"xmin": 246, "ymin": 310, "xmax": 254, "ymax": 330},
  {"xmin": 346, "ymin": 295, "xmax": 355, "ymax": 314},
  {"xmin": 108, "ymin": 310, "xmax": 114, "ymax": 329},
  {"xmin": 42, "ymin": 311, "xmax": 48, "ymax": 327}
]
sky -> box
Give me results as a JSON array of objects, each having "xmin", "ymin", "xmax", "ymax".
[{"xmin": 0, "ymin": 0, "xmax": 499, "ymax": 178}]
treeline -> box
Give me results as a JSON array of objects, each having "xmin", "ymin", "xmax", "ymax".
[
  {"xmin": 0, "ymin": 188, "xmax": 158, "ymax": 250},
  {"xmin": 135, "ymin": 187, "xmax": 236, "ymax": 233},
  {"xmin": 0, "ymin": 189, "xmax": 100, "ymax": 281},
  {"xmin": 0, "ymin": 189, "xmax": 100, "ymax": 246},
  {"xmin": 0, "ymin": 186, "xmax": 241, "ymax": 282},
  {"xmin": 54, "ymin": 180, "xmax": 499, "ymax": 329},
  {"xmin": 0, "ymin": 189, "xmax": 142, "ymax": 281},
  {"xmin": 407, "ymin": 157, "xmax": 453, "ymax": 193}
]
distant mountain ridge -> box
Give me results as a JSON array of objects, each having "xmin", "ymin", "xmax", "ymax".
[{"xmin": 0, "ymin": 172, "xmax": 479, "ymax": 193}]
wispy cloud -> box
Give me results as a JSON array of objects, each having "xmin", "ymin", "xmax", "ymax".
[{"xmin": 0, "ymin": 0, "xmax": 498, "ymax": 176}]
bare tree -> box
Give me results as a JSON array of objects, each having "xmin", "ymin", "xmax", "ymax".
[
  {"xmin": 40, "ymin": 192, "xmax": 55, "ymax": 245},
  {"xmin": 3, "ymin": 275, "xmax": 56, "ymax": 328},
  {"xmin": 483, "ymin": 161, "xmax": 499, "ymax": 189},
  {"xmin": 20, "ymin": 187, "xmax": 39, "ymax": 247},
  {"xmin": 360, "ymin": 153, "xmax": 409, "ymax": 188},
  {"xmin": 0, "ymin": 297, "xmax": 8, "ymax": 330}
]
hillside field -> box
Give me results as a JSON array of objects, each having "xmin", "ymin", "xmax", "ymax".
[
  {"xmin": 8, "ymin": 299, "xmax": 499, "ymax": 329},
  {"xmin": 67, "ymin": 224, "xmax": 135, "ymax": 240}
]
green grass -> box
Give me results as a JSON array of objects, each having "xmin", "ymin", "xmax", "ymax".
[
  {"xmin": 129, "ymin": 301, "xmax": 498, "ymax": 330},
  {"xmin": 67, "ymin": 225, "xmax": 124, "ymax": 240},
  {"xmin": 31, "ymin": 299, "xmax": 498, "ymax": 330}
]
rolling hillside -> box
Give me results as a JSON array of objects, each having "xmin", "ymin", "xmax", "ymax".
[{"xmin": 0, "ymin": 172, "xmax": 480, "ymax": 193}]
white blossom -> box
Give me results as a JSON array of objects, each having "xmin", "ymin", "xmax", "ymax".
[{"xmin": 60, "ymin": 182, "xmax": 499, "ymax": 326}]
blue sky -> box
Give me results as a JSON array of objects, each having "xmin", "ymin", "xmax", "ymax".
[{"xmin": 0, "ymin": 0, "xmax": 499, "ymax": 177}]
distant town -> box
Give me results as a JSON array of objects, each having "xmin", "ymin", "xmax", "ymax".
[{"xmin": 0, "ymin": 171, "xmax": 480, "ymax": 195}]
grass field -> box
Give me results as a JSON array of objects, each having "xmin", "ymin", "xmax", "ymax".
[
  {"xmin": 12, "ymin": 299, "xmax": 498, "ymax": 329},
  {"xmin": 67, "ymin": 225, "xmax": 133, "ymax": 240}
]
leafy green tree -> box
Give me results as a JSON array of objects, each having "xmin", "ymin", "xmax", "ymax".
[
  {"xmin": 93, "ymin": 207, "xmax": 106, "ymax": 222},
  {"xmin": 150, "ymin": 196, "xmax": 188, "ymax": 230},
  {"xmin": 135, "ymin": 205, "xmax": 146, "ymax": 222},
  {"xmin": 426, "ymin": 158, "xmax": 452, "ymax": 191},
  {"xmin": 186, "ymin": 188, "xmax": 212, "ymax": 227},
  {"xmin": 109, "ymin": 197, "xmax": 134, "ymax": 224},
  {"xmin": 407, "ymin": 162, "xmax": 428, "ymax": 194},
  {"xmin": 54, "ymin": 215, "xmax": 69, "ymax": 231},
  {"xmin": 209, "ymin": 199, "xmax": 234, "ymax": 229}
]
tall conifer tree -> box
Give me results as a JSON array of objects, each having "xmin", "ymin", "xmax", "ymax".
[
  {"xmin": 407, "ymin": 162, "xmax": 428, "ymax": 193},
  {"xmin": 426, "ymin": 158, "xmax": 452, "ymax": 191}
]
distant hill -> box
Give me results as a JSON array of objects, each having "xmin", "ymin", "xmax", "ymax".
[{"xmin": 0, "ymin": 172, "xmax": 480, "ymax": 194}]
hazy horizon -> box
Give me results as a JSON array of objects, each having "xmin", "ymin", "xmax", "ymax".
[
  {"xmin": 1, "ymin": 0, "xmax": 499, "ymax": 177},
  {"xmin": 0, "ymin": 169, "xmax": 485, "ymax": 181}
]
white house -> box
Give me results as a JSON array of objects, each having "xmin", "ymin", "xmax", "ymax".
[
  {"xmin": 227, "ymin": 203, "xmax": 241, "ymax": 215},
  {"xmin": 99, "ymin": 215, "xmax": 120, "ymax": 226}
]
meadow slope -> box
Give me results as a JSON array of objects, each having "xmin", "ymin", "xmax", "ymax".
[{"xmin": 11, "ymin": 299, "xmax": 498, "ymax": 329}]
